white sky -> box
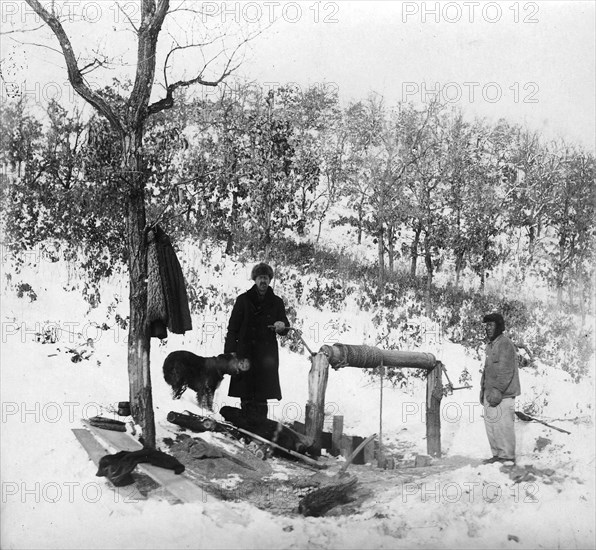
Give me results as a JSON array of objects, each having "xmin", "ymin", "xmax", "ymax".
[{"xmin": 1, "ymin": 1, "xmax": 594, "ymax": 150}]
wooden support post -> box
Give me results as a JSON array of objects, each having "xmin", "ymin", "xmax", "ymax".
[
  {"xmin": 378, "ymin": 364, "xmax": 385, "ymax": 468},
  {"xmin": 331, "ymin": 415, "xmax": 343, "ymax": 457},
  {"xmin": 305, "ymin": 352, "xmax": 330, "ymax": 456},
  {"xmin": 425, "ymin": 362, "xmax": 442, "ymax": 457}
]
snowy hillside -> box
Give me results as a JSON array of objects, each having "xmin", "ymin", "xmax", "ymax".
[{"xmin": 1, "ymin": 244, "xmax": 595, "ymax": 550}]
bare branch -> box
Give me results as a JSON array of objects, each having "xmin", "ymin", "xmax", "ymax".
[
  {"xmin": 148, "ymin": 28, "xmax": 262, "ymax": 115},
  {"xmin": 5, "ymin": 35, "xmax": 63, "ymax": 56},
  {"xmin": 0, "ymin": 24, "xmax": 47, "ymax": 35},
  {"xmin": 80, "ymin": 58, "xmax": 103, "ymax": 75},
  {"xmin": 118, "ymin": 3, "xmax": 139, "ymax": 33},
  {"xmin": 23, "ymin": 0, "xmax": 123, "ymax": 135},
  {"xmin": 166, "ymin": 2, "xmax": 216, "ymax": 17}
]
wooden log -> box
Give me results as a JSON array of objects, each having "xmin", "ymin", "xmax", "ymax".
[
  {"xmin": 426, "ymin": 362, "xmax": 443, "ymax": 457},
  {"xmin": 331, "ymin": 415, "xmax": 343, "ymax": 457},
  {"xmin": 381, "ymin": 349, "xmax": 436, "ymax": 370},
  {"xmin": 320, "ymin": 344, "xmax": 436, "ymax": 370},
  {"xmin": 305, "ymin": 352, "xmax": 330, "ymax": 456}
]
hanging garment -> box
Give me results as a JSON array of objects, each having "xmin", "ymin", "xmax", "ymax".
[{"xmin": 146, "ymin": 225, "xmax": 192, "ymax": 337}]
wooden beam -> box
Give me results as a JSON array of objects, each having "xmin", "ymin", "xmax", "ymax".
[
  {"xmin": 425, "ymin": 362, "xmax": 443, "ymax": 457},
  {"xmin": 305, "ymin": 352, "xmax": 330, "ymax": 456}
]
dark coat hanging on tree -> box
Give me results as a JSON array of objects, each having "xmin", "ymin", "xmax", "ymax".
[{"xmin": 146, "ymin": 225, "xmax": 192, "ymax": 338}]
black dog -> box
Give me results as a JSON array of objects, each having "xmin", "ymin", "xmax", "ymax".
[{"xmin": 163, "ymin": 351, "xmax": 250, "ymax": 410}]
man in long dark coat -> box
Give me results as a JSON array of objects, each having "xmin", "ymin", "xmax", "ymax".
[{"xmin": 224, "ymin": 262, "xmax": 290, "ymax": 419}]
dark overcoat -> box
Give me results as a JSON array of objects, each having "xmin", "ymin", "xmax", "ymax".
[{"xmin": 224, "ymin": 285, "xmax": 290, "ymax": 401}]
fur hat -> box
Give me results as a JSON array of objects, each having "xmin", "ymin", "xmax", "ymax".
[
  {"xmin": 482, "ymin": 312, "xmax": 505, "ymax": 338},
  {"xmin": 251, "ymin": 262, "xmax": 274, "ymax": 281}
]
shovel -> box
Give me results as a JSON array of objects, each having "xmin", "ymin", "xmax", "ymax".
[{"xmin": 515, "ymin": 411, "xmax": 571, "ymax": 434}]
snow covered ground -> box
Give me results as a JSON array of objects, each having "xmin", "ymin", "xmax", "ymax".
[{"xmin": 1, "ymin": 249, "xmax": 594, "ymax": 549}]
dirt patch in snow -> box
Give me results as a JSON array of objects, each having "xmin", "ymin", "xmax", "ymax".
[{"xmin": 160, "ymin": 431, "xmax": 491, "ymax": 517}]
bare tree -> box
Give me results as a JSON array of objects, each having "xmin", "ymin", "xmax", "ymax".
[{"xmin": 18, "ymin": 0, "xmax": 258, "ymax": 446}]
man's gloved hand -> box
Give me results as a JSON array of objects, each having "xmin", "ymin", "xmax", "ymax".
[{"xmin": 273, "ymin": 321, "xmax": 286, "ymax": 333}]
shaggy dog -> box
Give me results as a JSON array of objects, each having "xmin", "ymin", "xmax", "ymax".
[{"xmin": 163, "ymin": 351, "xmax": 250, "ymax": 410}]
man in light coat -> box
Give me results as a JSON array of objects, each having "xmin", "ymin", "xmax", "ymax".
[{"xmin": 480, "ymin": 312, "xmax": 521, "ymax": 464}]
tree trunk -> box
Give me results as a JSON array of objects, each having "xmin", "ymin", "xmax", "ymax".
[
  {"xmin": 123, "ymin": 133, "xmax": 155, "ymax": 448},
  {"xmin": 410, "ymin": 222, "xmax": 421, "ymax": 277},
  {"xmin": 357, "ymin": 198, "xmax": 364, "ymax": 245},
  {"xmin": 316, "ymin": 218, "xmax": 323, "ymax": 243},
  {"xmin": 527, "ymin": 225, "xmax": 536, "ymax": 266},
  {"xmin": 556, "ymin": 231, "xmax": 567, "ymax": 306},
  {"xmin": 225, "ymin": 189, "xmax": 238, "ymax": 255},
  {"xmin": 579, "ymin": 273, "xmax": 586, "ymax": 326},
  {"xmin": 424, "ymin": 233, "xmax": 433, "ymax": 317},
  {"xmin": 377, "ymin": 225, "xmax": 385, "ymax": 293},
  {"xmin": 387, "ymin": 225, "xmax": 395, "ymax": 274},
  {"xmin": 454, "ymin": 249, "xmax": 464, "ymax": 289}
]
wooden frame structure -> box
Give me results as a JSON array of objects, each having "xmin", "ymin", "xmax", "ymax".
[{"xmin": 305, "ymin": 344, "xmax": 443, "ymax": 459}]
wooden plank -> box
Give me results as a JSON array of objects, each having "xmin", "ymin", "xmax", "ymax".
[
  {"xmin": 331, "ymin": 416, "xmax": 343, "ymax": 457},
  {"xmin": 73, "ymin": 428, "xmax": 112, "ymax": 466},
  {"xmin": 82, "ymin": 421, "xmax": 208, "ymax": 503},
  {"xmin": 340, "ymin": 434, "xmax": 353, "ymax": 459},
  {"xmin": 72, "ymin": 429, "xmax": 146, "ymax": 502}
]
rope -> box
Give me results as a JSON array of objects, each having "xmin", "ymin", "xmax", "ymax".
[
  {"xmin": 333, "ymin": 344, "xmax": 384, "ymax": 369},
  {"xmin": 379, "ymin": 360, "xmax": 384, "ymax": 467}
]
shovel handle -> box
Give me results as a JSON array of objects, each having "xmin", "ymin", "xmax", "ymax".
[
  {"xmin": 338, "ymin": 433, "xmax": 377, "ymax": 475},
  {"xmin": 534, "ymin": 418, "xmax": 571, "ymax": 435}
]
